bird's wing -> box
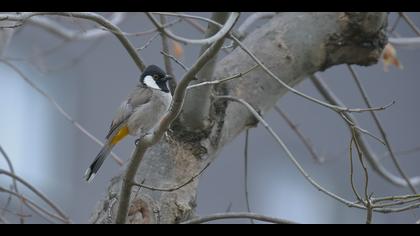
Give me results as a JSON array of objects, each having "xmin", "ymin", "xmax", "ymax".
[{"xmin": 105, "ymin": 86, "xmax": 153, "ymax": 139}]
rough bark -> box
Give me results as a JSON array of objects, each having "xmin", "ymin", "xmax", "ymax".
[
  {"xmin": 180, "ymin": 12, "xmax": 229, "ymax": 131},
  {"xmin": 90, "ymin": 12, "xmax": 388, "ymax": 224}
]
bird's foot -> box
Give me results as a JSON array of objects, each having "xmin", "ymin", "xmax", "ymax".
[{"xmin": 135, "ymin": 133, "xmax": 151, "ymax": 145}]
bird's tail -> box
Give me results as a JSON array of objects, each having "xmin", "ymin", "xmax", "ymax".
[{"xmin": 84, "ymin": 142, "xmax": 114, "ymax": 182}]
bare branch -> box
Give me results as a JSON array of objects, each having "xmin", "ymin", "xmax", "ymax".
[
  {"xmin": 145, "ymin": 12, "xmax": 238, "ymax": 45},
  {"xmin": 231, "ymin": 36, "xmax": 394, "ymax": 114},
  {"xmin": 273, "ymin": 106, "xmax": 323, "ymax": 163},
  {"xmin": 97, "ymin": 18, "xmax": 182, "ymax": 37},
  {"xmin": 0, "ymin": 186, "xmax": 68, "ymax": 224},
  {"xmin": 27, "ymin": 13, "xmax": 127, "ymax": 40},
  {"xmin": 399, "ymin": 12, "xmax": 420, "ymax": 36},
  {"xmin": 349, "ymin": 138, "xmax": 364, "ymax": 203},
  {"xmin": 160, "ymin": 50, "xmax": 189, "ymax": 72},
  {"xmin": 348, "ymin": 65, "xmax": 417, "ymax": 194},
  {"xmin": 214, "ymin": 95, "xmax": 367, "ymax": 210},
  {"xmin": 0, "ymin": 59, "xmax": 124, "ymax": 166},
  {"xmin": 0, "ymin": 145, "xmax": 18, "ymax": 194},
  {"xmin": 215, "ymin": 95, "xmax": 420, "ymax": 216},
  {"xmin": 136, "ymin": 32, "xmax": 160, "ymax": 52},
  {"xmin": 0, "ymin": 170, "xmax": 71, "ymax": 223},
  {"xmin": 181, "ymin": 12, "xmax": 233, "ymax": 130},
  {"xmin": 181, "ymin": 212, "xmax": 297, "ymax": 224},
  {"xmin": 158, "ymin": 15, "xmax": 177, "ymax": 95},
  {"xmin": 0, "ymin": 12, "xmax": 146, "ymax": 71},
  {"xmin": 114, "ymin": 13, "xmax": 239, "ymax": 224},
  {"xmin": 132, "ymin": 162, "xmax": 211, "ymax": 192},
  {"xmin": 187, "ymin": 64, "xmax": 258, "ymax": 90},
  {"xmin": 243, "ymin": 129, "xmax": 254, "ymax": 224},
  {"xmin": 388, "ymin": 37, "xmax": 420, "ymax": 49},
  {"xmin": 310, "ymin": 74, "xmax": 420, "ymax": 188}
]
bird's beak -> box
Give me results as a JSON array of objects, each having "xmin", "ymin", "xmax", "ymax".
[{"xmin": 164, "ymin": 75, "xmax": 173, "ymax": 82}]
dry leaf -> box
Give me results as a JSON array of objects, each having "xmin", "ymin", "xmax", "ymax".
[
  {"xmin": 172, "ymin": 41, "xmax": 184, "ymax": 59},
  {"xmin": 382, "ymin": 43, "xmax": 403, "ymax": 72}
]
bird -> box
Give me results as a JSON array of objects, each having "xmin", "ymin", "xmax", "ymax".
[{"xmin": 84, "ymin": 65, "xmax": 173, "ymax": 182}]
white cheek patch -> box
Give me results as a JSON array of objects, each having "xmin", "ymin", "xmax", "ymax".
[{"xmin": 144, "ymin": 75, "xmax": 160, "ymax": 90}]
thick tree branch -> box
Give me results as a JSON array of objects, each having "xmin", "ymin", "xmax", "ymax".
[{"xmin": 180, "ymin": 12, "xmax": 230, "ymax": 131}]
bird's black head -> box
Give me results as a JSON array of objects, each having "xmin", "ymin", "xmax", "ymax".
[{"xmin": 140, "ymin": 65, "xmax": 172, "ymax": 93}]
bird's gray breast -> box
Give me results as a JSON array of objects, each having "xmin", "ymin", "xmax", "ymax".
[{"xmin": 127, "ymin": 90, "xmax": 172, "ymax": 136}]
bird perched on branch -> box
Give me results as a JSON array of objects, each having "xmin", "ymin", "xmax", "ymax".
[{"xmin": 84, "ymin": 65, "xmax": 173, "ymax": 182}]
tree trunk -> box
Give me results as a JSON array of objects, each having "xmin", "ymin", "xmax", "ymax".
[{"xmin": 90, "ymin": 12, "xmax": 388, "ymax": 224}]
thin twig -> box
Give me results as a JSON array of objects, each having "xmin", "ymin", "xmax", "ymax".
[
  {"xmin": 372, "ymin": 194, "xmax": 420, "ymax": 203},
  {"xmin": 136, "ymin": 32, "xmax": 160, "ymax": 51},
  {"xmin": 1, "ymin": 12, "xmax": 146, "ymax": 71},
  {"xmin": 0, "ymin": 60, "xmax": 124, "ymax": 166},
  {"xmin": 146, "ymin": 12, "xmax": 239, "ymax": 45},
  {"xmin": 310, "ymin": 74, "xmax": 420, "ymax": 188},
  {"xmin": 388, "ymin": 37, "xmax": 420, "ymax": 49},
  {"xmin": 214, "ymin": 95, "xmax": 368, "ymax": 210},
  {"xmin": 243, "ymin": 129, "xmax": 254, "ymax": 224},
  {"xmin": 216, "ymin": 95, "xmax": 420, "ymax": 215},
  {"xmin": 382, "ymin": 145, "xmax": 420, "ymax": 160},
  {"xmin": 230, "ymin": 36, "xmax": 394, "ymax": 114},
  {"xmin": 373, "ymin": 197, "xmax": 420, "ymax": 208},
  {"xmin": 388, "ymin": 13, "xmax": 401, "ymax": 34},
  {"xmin": 273, "ymin": 106, "xmax": 323, "ymax": 163},
  {"xmin": 159, "ymin": 15, "xmax": 177, "ymax": 95},
  {"xmin": 43, "ymin": 37, "xmax": 106, "ymax": 74},
  {"xmin": 96, "ymin": 18, "xmax": 182, "ymax": 37},
  {"xmin": 0, "ymin": 187, "xmax": 68, "ymax": 224},
  {"xmin": 187, "ymin": 64, "xmax": 258, "ymax": 90},
  {"xmin": 160, "ymin": 50, "xmax": 189, "ymax": 71},
  {"xmin": 348, "ymin": 65, "xmax": 417, "ymax": 194},
  {"xmin": 181, "ymin": 212, "xmax": 297, "ymax": 224},
  {"xmin": 132, "ymin": 162, "xmax": 211, "ymax": 192},
  {"xmin": 349, "ymin": 137, "xmax": 363, "ymax": 203},
  {"xmin": 0, "ymin": 145, "xmax": 18, "ymax": 195},
  {"xmin": 26, "ymin": 13, "xmax": 127, "ymax": 40},
  {"xmin": 0, "ymin": 170, "xmax": 71, "ymax": 223},
  {"xmin": 0, "ymin": 144, "xmax": 23, "ymax": 222},
  {"xmin": 399, "ymin": 12, "xmax": 420, "ymax": 36},
  {"xmin": 351, "ymin": 127, "xmax": 373, "ymax": 224}
]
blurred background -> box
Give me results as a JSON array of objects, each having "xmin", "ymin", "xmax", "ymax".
[{"xmin": 0, "ymin": 12, "xmax": 419, "ymax": 224}]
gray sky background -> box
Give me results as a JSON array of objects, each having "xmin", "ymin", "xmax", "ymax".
[{"xmin": 0, "ymin": 12, "xmax": 419, "ymax": 224}]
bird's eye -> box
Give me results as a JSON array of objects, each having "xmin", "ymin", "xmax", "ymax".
[{"xmin": 153, "ymin": 75, "xmax": 159, "ymax": 80}]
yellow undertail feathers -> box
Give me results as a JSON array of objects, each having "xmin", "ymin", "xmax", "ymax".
[{"xmin": 111, "ymin": 126, "xmax": 129, "ymax": 145}]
